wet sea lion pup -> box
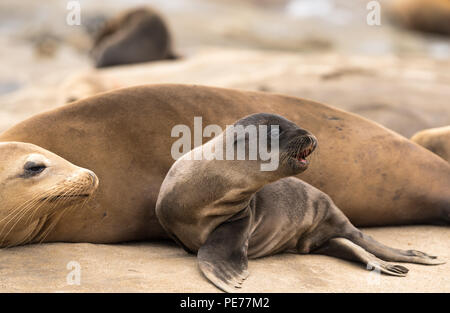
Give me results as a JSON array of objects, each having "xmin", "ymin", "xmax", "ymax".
[
  {"xmin": 0, "ymin": 142, "xmax": 98, "ymax": 248},
  {"xmin": 156, "ymin": 113, "xmax": 444, "ymax": 292},
  {"xmin": 91, "ymin": 7, "xmax": 177, "ymax": 68},
  {"xmin": 411, "ymin": 126, "xmax": 450, "ymax": 162}
]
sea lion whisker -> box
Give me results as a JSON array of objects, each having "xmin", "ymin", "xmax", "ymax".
[
  {"xmin": 0, "ymin": 199, "xmax": 43, "ymax": 246},
  {"xmin": 0, "ymin": 190, "xmax": 47, "ymax": 224},
  {"xmin": 36, "ymin": 211, "xmax": 60, "ymax": 244},
  {"xmin": 38, "ymin": 186, "xmax": 80, "ymax": 244},
  {"xmin": 25, "ymin": 183, "xmax": 71, "ymax": 224},
  {"xmin": 26, "ymin": 184, "xmax": 67, "ymax": 223},
  {"xmin": 0, "ymin": 190, "xmax": 48, "ymax": 239},
  {"xmin": 40, "ymin": 204, "xmax": 77, "ymax": 243},
  {"xmin": 36, "ymin": 185, "xmax": 78, "ymax": 244},
  {"xmin": 43, "ymin": 200, "xmax": 81, "ymax": 244},
  {"xmin": 20, "ymin": 216, "xmax": 46, "ymax": 246},
  {"xmin": 47, "ymin": 187, "xmax": 94, "ymax": 240},
  {"xmin": 0, "ymin": 181, "xmax": 88, "ymax": 247},
  {"xmin": 0, "ymin": 189, "xmax": 56, "ymax": 241}
]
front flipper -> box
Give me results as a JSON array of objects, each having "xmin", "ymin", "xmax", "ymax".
[{"xmin": 197, "ymin": 213, "xmax": 252, "ymax": 293}]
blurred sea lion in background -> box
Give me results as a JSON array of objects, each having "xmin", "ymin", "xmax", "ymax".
[
  {"xmin": 389, "ymin": 0, "xmax": 450, "ymax": 35},
  {"xmin": 60, "ymin": 72, "xmax": 120, "ymax": 104},
  {"xmin": 91, "ymin": 7, "xmax": 177, "ymax": 68},
  {"xmin": 411, "ymin": 126, "xmax": 450, "ymax": 162}
]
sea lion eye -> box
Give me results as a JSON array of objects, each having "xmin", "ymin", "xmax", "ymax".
[{"xmin": 23, "ymin": 162, "xmax": 47, "ymax": 176}]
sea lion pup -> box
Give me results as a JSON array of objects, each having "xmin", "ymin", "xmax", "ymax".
[
  {"xmin": 0, "ymin": 142, "xmax": 98, "ymax": 248},
  {"xmin": 156, "ymin": 113, "xmax": 444, "ymax": 292},
  {"xmin": 411, "ymin": 126, "xmax": 450, "ymax": 162},
  {"xmin": 91, "ymin": 7, "xmax": 177, "ymax": 68}
]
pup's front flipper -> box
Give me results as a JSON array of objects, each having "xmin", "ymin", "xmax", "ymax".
[
  {"xmin": 314, "ymin": 237, "xmax": 410, "ymax": 276},
  {"xmin": 198, "ymin": 213, "xmax": 252, "ymax": 293}
]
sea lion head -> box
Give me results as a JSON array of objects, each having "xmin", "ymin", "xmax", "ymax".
[
  {"xmin": 0, "ymin": 142, "xmax": 99, "ymax": 247},
  {"xmin": 225, "ymin": 113, "xmax": 317, "ymax": 182}
]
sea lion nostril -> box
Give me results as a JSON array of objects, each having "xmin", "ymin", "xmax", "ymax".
[{"xmin": 86, "ymin": 171, "xmax": 99, "ymax": 188}]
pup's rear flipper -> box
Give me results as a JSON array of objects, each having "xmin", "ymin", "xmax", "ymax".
[
  {"xmin": 314, "ymin": 237, "xmax": 410, "ymax": 276},
  {"xmin": 347, "ymin": 230, "xmax": 445, "ymax": 265},
  {"xmin": 197, "ymin": 214, "xmax": 251, "ymax": 293}
]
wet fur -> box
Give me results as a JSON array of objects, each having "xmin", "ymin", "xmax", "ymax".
[{"xmin": 156, "ymin": 113, "xmax": 445, "ymax": 292}]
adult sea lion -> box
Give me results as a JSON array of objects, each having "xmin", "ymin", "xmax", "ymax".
[
  {"xmin": 411, "ymin": 126, "xmax": 450, "ymax": 162},
  {"xmin": 0, "ymin": 84, "xmax": 448, "ymax": 247},
  {"xmin": 156, "ymin": 113, "xmax": 444, "ymax": 292},
  {"xmin": 91, "ymin": 7, "xmax": 177, "ymax": 68}
]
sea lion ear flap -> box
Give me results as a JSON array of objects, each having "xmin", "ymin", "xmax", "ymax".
[{"xmin": 197, "ymin": 213, "xmax": 252, "ymax": 293}]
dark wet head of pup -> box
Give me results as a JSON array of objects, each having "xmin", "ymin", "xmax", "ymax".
[{"xmin": 232, "ymin": 113, "xmax": 317, "ymax": 176}]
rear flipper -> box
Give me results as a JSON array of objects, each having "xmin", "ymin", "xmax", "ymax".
[
  {"xmin": 197, "ymin": 213, "xmax": 252, "ymax": 293},
  {"xmin": 346, "ymin": 229, "xmax": 445, "ymax": 265},
  {"xmin": 314, "ymin": 237, "xmax": 410, "ymax": 276}
]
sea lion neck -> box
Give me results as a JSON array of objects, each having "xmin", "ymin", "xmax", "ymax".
[{"xmin": 214, "ymin": 185, "xmax": 258, "ymax": 212}]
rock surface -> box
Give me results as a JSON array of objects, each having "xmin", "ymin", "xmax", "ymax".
[{"xmin": 0, "ymin": 226, "xmax": 448, "ymax": 292}]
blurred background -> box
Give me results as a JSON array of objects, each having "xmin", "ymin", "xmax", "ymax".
[{"xmin": 0, "ymin": 0, "xmax": 449, "ymax": 136}]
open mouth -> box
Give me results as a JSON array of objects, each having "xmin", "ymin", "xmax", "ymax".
[
  {"xmin": 290, "ymin": 139, "xmax": 316, "ymax": 167},
  {"xmin": 282, "ymin": 134, "xmax": 317, "ymax": 170},
  {"xmin": 294, "ymin": 146, "xmax": 314, "ymax": 166}
]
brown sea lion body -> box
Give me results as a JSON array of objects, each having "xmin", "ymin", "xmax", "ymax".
[
  {"xmin": 411, "ymin": 126, "xmax": 450, "ymax": 162},
  {"xmin": 91, "ymin": 7, "xmax": 177, "ymax": 68},
  {"xmin": 0, "ymin": 84, "xmax": 448, "ymax": 245}
]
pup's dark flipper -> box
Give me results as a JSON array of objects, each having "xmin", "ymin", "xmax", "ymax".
[{"xmin": 198, "ymin": 214, "xmax": 252, "ymax": 293}]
